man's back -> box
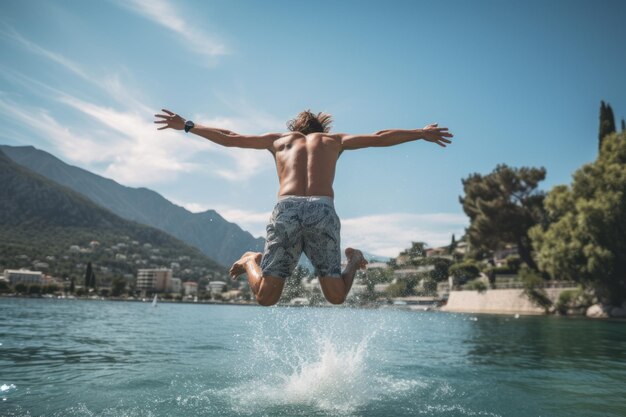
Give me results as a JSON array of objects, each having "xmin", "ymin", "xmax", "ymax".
[{"xmin": 271, "ymin": 132, "xmax": 342, "ymax": 198}]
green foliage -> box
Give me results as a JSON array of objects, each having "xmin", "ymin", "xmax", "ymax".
[
  {"xmin": 520, "ymin": 267, "xmax": 552, "ymax": 312},
  {"xmin": 554, "ymin": 287, "xmax": 593, "ymax": 315},
  {"xmin": 421, "ymin": 277, "xmax": 438, "ymax": 295},
  {"xmin": 385, "ymin": 280, "xmax": 408, "ymax": 298},
  {"xmin": 42, "ymin": 285, "xmax": 59, "ymax": 294},
  {"xmin": 111, "ymin": 277, "xmax": 127, "ymax": 297},
  {"xmin": 0, "ymin": 151, "xmax": 225, "ymax": 284},
  {"xmin": 399, "ymin": 242, "xmax": 427, "ymax": 262},
  {"xmin": 449, "ymin": 261, "xmax": 480, "ymax": 285},
  {"xmin": 460, "ymin": 164, "xmax": 547, "ymax": 269},
  {"xmin": 359, "ymin": 268, "xmax": 394, "ymax": 302},
  {"xmin": 504, "ymin": 255, "xmax": 522, "ymax": 273},
  {"xmin": 530, "ymin": 132, "xmax": 626, "ymax": 304},
  {"xmin": 27, "ymin": 284, "xmax": 41, "ymax": 295},
  {"xmin": 429, "ymin": 258, "xmax": 453, "ymax": 282},
  {"xmin": 14, "ymin": 282, "xmax": 27, "ymax": 294},
  {"xmin": 0, "ymin": 281, "xmax": 10, "ymax": 293},
  {"xmin": 598, "ymin": 101, "xmax": 616, "ymax": 150},
  {"xmin": 465, "ymin": 278, "xmax": 487, "ymax": 293}
]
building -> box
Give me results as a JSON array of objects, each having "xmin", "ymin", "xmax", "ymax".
[
  {"xmin": 136, "ymin": 268, "xmax": 172, "ymax": 294},
  {"xmin": 4, "ymin": 269, "xmax": 43, "ymax": 284},
  {"xmin": 207, "ymin": 281, "xmax": 227, "ymax": 294},
  {"xmin": 183, "ymin": 281, "xmax": 198, "ymax": 295},
  {"xmin": 169, "ymin": 277, "xmax": 182, "ymax": 294}
]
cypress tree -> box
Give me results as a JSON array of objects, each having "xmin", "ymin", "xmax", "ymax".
[
  {"xmin": 599, "ymin": 100, "xmax": 616, "ymax": 150},
  {"xmin": 84, "ymin": 262, "xmax": 96, "ymax": 289},
  {"xmin": 621, "ymin": 118, "xmax": 625, "ymax": 133}
]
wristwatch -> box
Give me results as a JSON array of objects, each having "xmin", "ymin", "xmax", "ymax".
[{"xmin": 184, "ymin": 120, "xmax": 195, "ymax": 133}]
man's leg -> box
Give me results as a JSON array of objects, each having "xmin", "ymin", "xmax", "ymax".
[
  {"xmin": 230, "ymin": 252, "xmax": 285, "ymax": 306},
  {"xmin": 319, "ymin": 248, "xmax": 368, "ymax": 305}
]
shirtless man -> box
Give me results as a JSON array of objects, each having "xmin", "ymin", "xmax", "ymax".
[{"xmin": 154, "ymin": 109, "xmax": 453, "ymax": 306}]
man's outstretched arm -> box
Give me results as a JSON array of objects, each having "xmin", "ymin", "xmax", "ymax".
[
  {"xmin": 154, "ymin": 109, "xmax": 279, "ymax": 149},
  {"xmin": 340, "ymin": 123, "xmax": 454, "ymax": 150}
]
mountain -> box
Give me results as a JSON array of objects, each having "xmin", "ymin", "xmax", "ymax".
[
  {"xmin": 0, "ymin": 149, "xmax": 225, "ymax": 281},
  {"xmin": 1, "ymin": 145, "xmax": 264, "ymax": 267}
]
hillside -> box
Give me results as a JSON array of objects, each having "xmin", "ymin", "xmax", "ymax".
[
  {"xmin": 0, "ymin": 150, "xmax": 226, "ymax": 282},
  {"xmin": 1, "ymin": 145, "xmax": 265, "ymax": 267}
]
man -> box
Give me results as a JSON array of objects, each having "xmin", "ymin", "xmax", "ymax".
[{"xmin": 154, "ymin": 109, "xmax": 453, "ymax": 306}]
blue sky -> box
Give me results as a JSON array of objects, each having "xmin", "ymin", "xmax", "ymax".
[{"xmin": 1, "ymin": 0, "xmax": 625, "ymax": 257}]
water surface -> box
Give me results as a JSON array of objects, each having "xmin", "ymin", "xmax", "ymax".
[{"xmin": 1, "ymin": 298, "xmax": 625, "ymax": 416}]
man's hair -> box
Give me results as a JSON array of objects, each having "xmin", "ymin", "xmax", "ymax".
[{"xmin": 287, "ymin": 110, "xmax": 333, "ymax": 135}]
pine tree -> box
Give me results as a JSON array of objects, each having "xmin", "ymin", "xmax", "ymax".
[{"xmin": 599, "ymin": 100, "xmax": 616, "ymax": 150}]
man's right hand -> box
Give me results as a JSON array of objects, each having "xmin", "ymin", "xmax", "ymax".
[
  {"xmin": 420, "ymin": 123, "xmax": 453, "ymax": 147},
  {"xmin": 154, "ymin": 109, "xmax": 185, "ymax": 130}
]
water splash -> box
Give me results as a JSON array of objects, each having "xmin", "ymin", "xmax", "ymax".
[{"xmin": 225, "ymin": 308, "xmax": 420, "ymax": 415}]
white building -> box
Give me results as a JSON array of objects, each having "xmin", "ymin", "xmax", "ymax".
[
  {"xmin": 4, "ymin": 269, "xmax": 43, "ymax": 284},
  {"xmin": 136, "ymin": 268, "xmax": 172, "ymax": 293},
  {"xmin": 183, "ymin": 281, "xmax": 198, "ymax": 295},
  {"xmin": 208, "ymin": 281, "xmax": 227, "ymax": 294}
]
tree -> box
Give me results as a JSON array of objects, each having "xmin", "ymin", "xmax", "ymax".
[
  {"xmin": 69, "ymin": 277, "xmax": 75, "ymax": 293},
  {"xmin": 622, "ymin": 118, "xmax": 626, "ymax": 133},
  {"xmin": 28, "ymin": 284, "xmax": 41, "ymax": 295},
  {"xmin": 449, "ymin": 261, "xmax": 480, "ymax": 285},
  {"xmin": 84, "ymin": 262, "xmax": 96, "ymax": 289},
  {"xmin": 111, "ymin": 277, "xmax": 127, "ymax": 297},
  {"xmin": 448, "ymin": 234, "xmax": 457, "ymax": 254},
  {"xmin": 598, "ymin": 101, "xmax": 616, "ymax": 151},
  {"xmin": 530, "ymin": 132, "xmax": 626, "ymax": 304},
  {"xmin": 399, "ymin": 241, "xmax": 427, "ymax": 262},
  {"xmin": 361, "ymin": 267, "xmax": 394, "ymax": 302},
  {"xmin": 460, "ymin": 164, "xmax": 547, "ymax": 270}
]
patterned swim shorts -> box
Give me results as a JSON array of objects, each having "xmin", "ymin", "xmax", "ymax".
[{"xmin": 260, "ymin": 195, "xmax": 341, "ymax": 279}]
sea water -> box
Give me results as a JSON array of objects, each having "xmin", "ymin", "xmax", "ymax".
[{"xmin": 1, "ymin": 298, "xmax": 625, "ymax": 417}]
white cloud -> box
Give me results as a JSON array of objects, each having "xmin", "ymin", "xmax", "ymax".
[
  {"xmin": 173, "ymin": 201, "xmax": 468, "ymax": 257},
  {"xmin": 341, "ymin": 212, "xmax": 468, "ymax": 257},
  {"xmin": 0, "ymin": 98, "xmax": 117, "ymax": 164},
  {"xmin": 122, "ymin": 0, "xmax": 227, "ymax": 62},
  {"xmin": 0, "ymin": 29, "xmax": 279, "ymax": 186}
]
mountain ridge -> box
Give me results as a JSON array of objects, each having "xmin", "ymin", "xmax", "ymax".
[
  {"xmin": 0, "ymin": 149, "xmax": 225, "ymax": 281},
  {"xmin": 1, "ymin": 144, "xmax": 265, "ymax": 267}
]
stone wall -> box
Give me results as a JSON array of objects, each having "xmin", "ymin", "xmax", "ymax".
[{"xmin": 441, "ymin": 288, "xmax": 576, "ymax": 315}]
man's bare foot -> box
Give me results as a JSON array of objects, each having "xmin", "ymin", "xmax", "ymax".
[
  {"xmin": 345, "ymin": 247, "xmax": 368, "ymax": 270},
  {"xmin": 229, "ymin": 252, "xmax": 262, "ymax": 279}
]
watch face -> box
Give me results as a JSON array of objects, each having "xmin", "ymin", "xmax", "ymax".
[{"xmin": 185, "ymin": 120, "xmax": 194, "ymax": 127}]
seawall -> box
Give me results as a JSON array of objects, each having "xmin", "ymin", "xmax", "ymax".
[{"xmin": 441, "ymin": 288, "xmax": 576, "ymax": 315}]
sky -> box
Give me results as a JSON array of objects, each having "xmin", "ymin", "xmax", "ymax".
[{"xmin": 1, "ymin": 0, "xmax": 625, "ymax": 257}]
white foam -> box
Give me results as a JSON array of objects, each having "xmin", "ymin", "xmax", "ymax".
[
  {"xmin": 225, "ymin": 309, "xmax": 421, "ymax": 414},
  {"xmin": 0, "ymin": 383, "xmax": 16, "ymax": 392}
]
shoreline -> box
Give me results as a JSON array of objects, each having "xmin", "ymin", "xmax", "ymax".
[{"xmin": 4, "ymin": 294, "xmax": 626, "ymax": 320}]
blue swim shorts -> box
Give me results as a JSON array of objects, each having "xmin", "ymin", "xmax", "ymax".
[{"xmin": 260, "ymin": 195, "xmax": 342, "ymax": 279}]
